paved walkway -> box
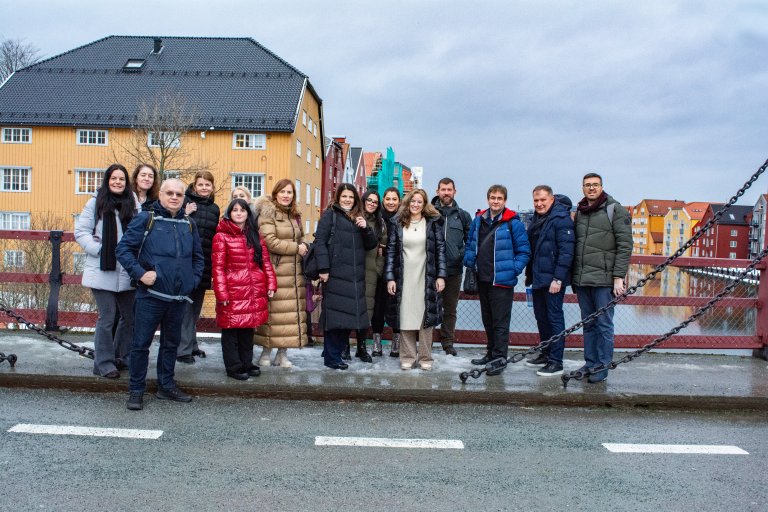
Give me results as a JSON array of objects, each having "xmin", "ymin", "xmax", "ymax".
[{"xmin": 1, "ymin": 332, "xmax": 766, "ymax": 410}]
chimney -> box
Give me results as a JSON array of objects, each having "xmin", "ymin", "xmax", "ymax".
[{"xmin": 153, "ymin": 38, "xmax": 163, "ymax": 54}]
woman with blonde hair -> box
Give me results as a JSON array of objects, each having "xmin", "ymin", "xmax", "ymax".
[
  {"xmin": 385, "ymin": 188, "xmax": 446, "ymax": 371},
  {"xmin": 253, "ymin": 179, "xmax": 309, "ymax": 367}
]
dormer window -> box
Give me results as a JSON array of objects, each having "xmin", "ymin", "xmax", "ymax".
[{"xmin": 123, "ymin": 59, "xmax": 145, "ymax": 72}]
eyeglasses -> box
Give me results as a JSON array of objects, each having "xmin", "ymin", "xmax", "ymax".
[
  {"xmin": 365, "ymin": 199, "xmax": 379, "ymax": 204},
  {"xmin": 583, "ymin": 183, "xmax": 602, "ymax": 189}
]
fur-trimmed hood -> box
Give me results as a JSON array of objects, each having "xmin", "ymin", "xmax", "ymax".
[{"xmin": 252, "ymin": 195, "xmax": 299, "ymax": 221}]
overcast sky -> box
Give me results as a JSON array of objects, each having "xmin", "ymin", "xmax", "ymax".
[{"xmin": 3, "ymin": 0, "xmax": 768, "ymax": 212}]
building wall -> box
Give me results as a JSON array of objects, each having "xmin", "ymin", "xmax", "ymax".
[
  {"xmin": 631, "ymin": 200, "xmax": 649, "ymax": 254},
  {"xmin": 663, "ymin": 209, "xmax": 695, "ymax": 257}
]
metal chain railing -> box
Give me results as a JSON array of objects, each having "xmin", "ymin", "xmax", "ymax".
[
  {"xmin": 459, "ymin": 156, "xmax": 768, "ymax": 383},
  {"xmin": 0, "ymin": 300, "xmax": 94, "ymax": 362},
  {"xmin": 562, "ymin": 244, "xmax": 768, "ymax": 386}
]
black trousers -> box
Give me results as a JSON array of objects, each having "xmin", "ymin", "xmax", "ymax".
[
  {"xmin": 220, "ymin": 328, "xmax": 255, "ymax": 373},
  {"xmin": 370, "ymin": 277, "xmax": 399, "ymax": 335},
  {"xmin": 477, "ymin": 281, "xmax": 515, "ymax": 359}
]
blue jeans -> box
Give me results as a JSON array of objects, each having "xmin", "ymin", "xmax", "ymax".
[
  {"xmin": 531, "ymin": 287, "xmax": 566, "ymax": 365},
  {"xmin": 129, "ymin": 296, "xmax": 186, "ymax": 393},
  {"xmin": 323, "ymin": 329, "xmax": 350, "ymax": 366},
  {"xmin": 574, "ymin": 286, "xmax": 615, "ymax": 368}
]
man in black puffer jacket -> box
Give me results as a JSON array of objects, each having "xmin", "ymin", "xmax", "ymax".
[
  {"xmin": 431, "ymin": 177, "xmax": 472, "ymax": 356},
  {"xmin": 524, "ymin": 186, "xmax": 575, "ymax": 377}
]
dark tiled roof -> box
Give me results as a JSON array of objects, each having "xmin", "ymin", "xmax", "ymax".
[
  {"xmin": 712, "ymin": 205, "xmax": 752, "ymax": 226},
  {"xmin": 350, "ymin": 147, "xmax": 363, "ymax": 172},
  {"xmin": 0, "ymin": 36, "xmax": 315, "ymax": 132}
]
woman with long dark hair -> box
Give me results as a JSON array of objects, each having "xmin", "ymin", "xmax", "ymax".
[
  {"xmin": 75, "ymin": 164, "xmax": 138, "ymax": 378},
  {"xmin": 385, "ymin": 188, "xmax": 447, "ymax": 371},
  {"xmin": 212, "ymin": 199, "xmax": 277, "ymax": 380},
  {"xmin": 253, "ymin": 179, "xmax": 309, "ymax": 367},
  {"xmin": 315, "ymin": 183, "xmax": 378, "ymax": 369},
  {"xmin": 378, "ymin": 187, "xmax": 401, "ymax": 356},
  {"xmin": 351, "ymin": 189, "xmax": 387, "ymax": 361}
]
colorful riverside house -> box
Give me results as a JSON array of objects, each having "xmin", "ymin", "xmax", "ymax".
[
  {"xmin": 749, "ymin": 194, "xmax": 768, "ymax": 259},
  {"xmin": 691, "ymin": 204, "xmax": 752, "ymax": 259},
  {"xmin": 662, "ymin": 202, "xmax": 710, "ymax": 256},
  {"xmin": 321, "ymin": 136, "xmax": 344, "ymax": 209},
  {"xmin": 0, "ymin": 36, "xmax": 324, "ymax": 236},
  {"xmin": 631, "ymin": 199, "xmax": 686, "ymax": 255},
  {"xmin": 366, "ymin": 147, "xmax": 405, "ymax": 197},
  {"xmin": 349, "ymin": 146, "xmax": 367, "ymax": 195}
]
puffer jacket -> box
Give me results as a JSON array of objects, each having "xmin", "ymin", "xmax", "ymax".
[
  {"xmin": 75, "ymin": 197, "xmax": 135, "ymax": 292},
  {"xmin": 315, "ymin": 205, "xmax": 379, "ymax": 331},
  {"xmin": 525, "ymin": 197, "xmax": 576, "ymax": 289},
  {"xmin": 184, "ymin": 185, "xmax": 220, "ymax": 289},
  {"xmin": 212, "ymin": 218, "xmax": 277, "ymax": 329},
  {"xmin": 384, "ymin": 213, "xmax": 447, "ymax": 330},
  {"xmin": 431, "ymin": 196, "xmax": 471, "ymax": 276},
  {"xmin": 363, "ymin": 215, "xmax": 387, "ymax": 320},
  {"xmin": 463, "ymin": 208, "xmax": 530, "ymax": 288},
  {"xmin": 253, "ymin": 196, "xmax": 308, "ymax": 348},
  {"xmin": 572, "ymin": 194, "xmax": 633, "ymax": 287},
  {"xmin": 116, "ymin": 202, "xmax": 204, "ymax": 301}
]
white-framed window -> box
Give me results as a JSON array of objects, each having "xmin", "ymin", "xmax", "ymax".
[
  {"xmin": 72, "ymin": 252, "xmax": 86, "ymax": 274},
  {"xmin": 308, "ymin": 118, "xmax": 313, "ymax": 133},
  {"xmin": 306, "ymin": 184, "xmax": 311, "ymax": 205},
  {"xmin": 313, "ymin": 125, "xmax": 317, "ymax": 138},
  {"xmin": 1, "ymin": 167, "xmax": 31, "ymax": 192},
  {"xmin": 315, "ymin": 156, "xmax": 320, "ymax": 170},
  {"xmin": 730, "ymin": 241, "xmax": 737, "ymax": 248},
  {"xmin": 305, "ymin": 219, "xmax": 310, "ymax": 235},
  {"xmin": 296, "ymin": 139, "xmax": 302, "ymax": 157},
  {"xmin": 730, "ymin": 252, "xmax": 737, "ymax": 259},
  {"xmin": 162, "ymin": 169, "xmax": 181, "ymax": 180},
  {"xmin": 295, "ymin": 179, "xmax": 301, "ymax": 202},
  {"xmin": 2, "ymin": 127, "xmax": 31, "ymax": 144},
  {"xmin": 315, "ymin": 188, "xmax": 320, "ymax": 207},
  {"xmin": 77, "ymin": 129, "xmax": 108, "ymax": 146},
  {"xmin": 0, "ymin": 211, "xmax": 31, "ymax": 230},
  {"xmin": 148, "ymin": 131, "xmax": 181, "ymax": 148},
  {"xmin": 314, "ymin": 220, "xmax": 318, "ymax": 233},
  {"xmin": 306, "ymin": 149, "xmax": 311, "ymax": 164},
  {"xmin": 233, "ymin": 133, "xmax": 266, "ymax": 150},
  {"xmin": 232, "ymin": 173, "xmax": 265, "ymax": 198},
  {"xmin": 75, "ymin": 168, "xmax": 104, "ymax": 194},
  {"xmin": 302, "ymin": 110, "xmax": 307, "ymax": 126},
  {"xmin": 3, "ymin": 250, "xmax": 24, "ymax": 268},
  {"xmin": 731, "ymin": 229, "xmax": 738, "ymax": 236}
]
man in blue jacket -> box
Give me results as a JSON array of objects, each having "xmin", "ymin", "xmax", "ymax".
[
  {"xmin": 524, "ymin": 186, "xmax": 575, "ymax": 376},
  {"xmin": 116, "ymin": 178, "xmax": 204, "ymax": 410},
  {"xmin": 463, "ymin": 185, "xmax": 530, "ymax": 375}
]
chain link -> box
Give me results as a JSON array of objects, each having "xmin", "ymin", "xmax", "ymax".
[
  {"xmin": 0, "ymin": 301, "xmax": 94, "ymax": 360},
  {"xmin": 459, "ymin": 157, "xmax": 768, "ymax": 384}
]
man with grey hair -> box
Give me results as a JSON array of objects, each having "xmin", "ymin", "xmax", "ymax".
[{"xmin": 117, "ymin": 178, "xmax": 204, "ymax": 410}]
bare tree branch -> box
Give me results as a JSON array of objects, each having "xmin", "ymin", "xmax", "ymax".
[{"xmin": 0, "ymin": 37, "xmax": 41, "ymax": 82}]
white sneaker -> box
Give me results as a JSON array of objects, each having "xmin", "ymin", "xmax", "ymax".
[
  {"xmin": 401, "ymin": 363, "xmax": 412, "ymax": 370},
  {"xmin": 273, "ymin": 349, "xmax": 293, "ymax": 368},
  {"xmin": 258, "ymin": 348, "xmax": 272, "ymax": 367},
  {"xmin": 420, "ymin": 363, "xmax": 433, "ymax": 371}
]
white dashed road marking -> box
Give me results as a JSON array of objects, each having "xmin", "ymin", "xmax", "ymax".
[
  {"xmin": 8, "ymin": 423, "xmax": 163, "ymax": 440},
  {"xmin": 316, "ymin": 436, "xmax": 464, "ymax": 449},
  {"xmin": 603, "ymin": 443, "xmax": 748, "ymax": 455}
]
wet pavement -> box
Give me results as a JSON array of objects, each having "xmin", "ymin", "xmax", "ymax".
[{"xmin": 1, "ymin": 331, "xmax": 766, "ymax": 410}]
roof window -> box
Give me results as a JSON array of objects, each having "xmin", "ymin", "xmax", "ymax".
[{"xmin": 123, "ymin": 59, "xmax": 145, "ymax": 72}]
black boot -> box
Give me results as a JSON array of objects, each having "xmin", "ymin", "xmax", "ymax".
[
  {"xmin": 342, "ymin": 342, "xmax": 352, "ymax": 361},
  {"xmin": 355, "ymin": 338, "xmax": 373, "ymax": 363}
]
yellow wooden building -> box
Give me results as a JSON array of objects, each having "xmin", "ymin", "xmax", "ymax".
[
  {"xmin": 662, "ymin": 202, "xmax": 710, "ymax": 257},
  {"xmin": 0, "ymin": 36, "xmax": 324, "ymax": 238},
  {"xmin": 631, "ymin": 199, "xmax": 686, "ymax": 255}
]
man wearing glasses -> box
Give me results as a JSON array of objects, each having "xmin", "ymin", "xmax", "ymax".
[{"xmin": 572, "ymin": 173, "xmax": 632, "ymax": 383}]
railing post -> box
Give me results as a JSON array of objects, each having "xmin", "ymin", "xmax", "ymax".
[
  {"xmin": 45, "ymin": 230, "xmax": 63, "ymax": 332},
  {"xmin": 754, "ymin": 262, "xmax": 768, "ymax": 360}
]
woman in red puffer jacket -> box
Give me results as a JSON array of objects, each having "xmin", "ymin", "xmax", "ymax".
[{"xmin": 212, "ymin": 199, "xmax": 277, "ymax": 381}]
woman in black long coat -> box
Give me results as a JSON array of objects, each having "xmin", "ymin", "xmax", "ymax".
[{"xmin": 315, "ymin": 183, "xmax": 378, "ymax": 369}]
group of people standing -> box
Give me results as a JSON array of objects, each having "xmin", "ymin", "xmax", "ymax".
[{"xmin": 76, "ymin": 162, "xmax": 631, "ymax": 411}]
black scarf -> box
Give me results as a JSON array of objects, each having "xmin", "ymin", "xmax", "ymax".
[
  {"xmin": 577, "ymin": 192, "xmax": 608, "ymax": 215},
  {"xmin": 527, "ymin": 210, "xmax": 550, "ymax": 254},
  {"xmin": 99, "ymin": 197, "xmax": 128, "ymax": 271}
]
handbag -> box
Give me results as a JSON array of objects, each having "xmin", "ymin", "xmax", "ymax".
[
  {"xmin": 303, "ymin": 211, "xmax": 336, "ymax": 280},
  {"xmin": 463, "ymin": 268, "xmax": 478, "ymax": 295}
]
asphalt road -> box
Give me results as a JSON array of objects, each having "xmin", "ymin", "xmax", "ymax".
[{"xmin": 1, "ymin": 389, "xmax": 765, "ymax": 512}]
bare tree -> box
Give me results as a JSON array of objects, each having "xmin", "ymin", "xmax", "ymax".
[
  {"xmin": 0, "ymin": 37, "xmax": 40, "ymax": 82},
  {"xmin": 113, "ymin": 91, "xmax": 217, "ymax": 187}
]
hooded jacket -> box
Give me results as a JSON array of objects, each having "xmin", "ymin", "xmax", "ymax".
[
  {"xmin": 212, "ymin": 218, "xmax": 277, "ymax": 329},
  {"xmin": 431, "ymin": 196, "xmax": 472, "ymax": 276},
  {"xmin": 315, "ymin": 204, "xmax": 379, "ymax": 331},
  {"xmin": 384, "ymin": 213, "xmax": 447, "ymax": 329},
  {"xmin": 252, "ymin": 196, "xmax": 308, "ymax": 348},
  {"xmin": 116, "ymin": 202, "xmax": 204, "ymax": 301},
  {"xmin": 184, "ymin": 185, "xmax": 220, "ymax": 289},
  {"xmin": 463, "ymin": 208, "xmax": 530, "ymax": 288},
  {"xmin": 525, "ymin": 195, "xmax": 576, "ymax": 289}
]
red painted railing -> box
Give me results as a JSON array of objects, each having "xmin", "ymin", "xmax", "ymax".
[{"xmin": 1, "ymin": 230, "xmax": 766, "ymax": 351}]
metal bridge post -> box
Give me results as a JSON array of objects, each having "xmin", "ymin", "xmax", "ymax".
[
  {"xmin": 754, "ymin": 262, "xmax": 768, "ymax": 360},
  {"xmin": 45, "ymin": 230, "xmax": 63, "ymax": 332}
]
